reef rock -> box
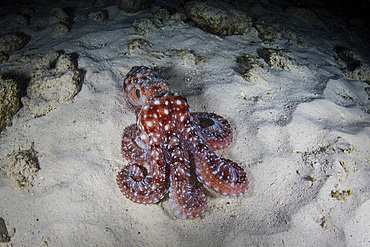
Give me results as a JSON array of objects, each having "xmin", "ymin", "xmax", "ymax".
[
  {"xmin": 258, "ymin": 48, "xmax": 300, "ymax": 70},
  {"xmin": 184, "ymin": 1, "xmax": 253, "ymax": 36},
  {"xmin": 0, "ymin": 77, "xmax": 21, "ymax": 132},
  {"xmin": 88, "ymin": 9, "xmax": 109, "ymax": 21},
  {"xmin": 0, "ymin": 143, "xmax": 40, "ymax": 189},
  {"xmin": 50, "ymin": 7, "xmax": 73, "ymax": 34},
  {"xmin": 0, "ymin": 32, "xmax": 30, "ymax": 63},
  {"xmin": 0, "ymin": 217, "xmax": 11, "ymax": 242},
  {"xmin": 335, "ymin": 46, "xmax": 370, "ymax": 83},
  {"xmin": 118, "ymin": 0, "xmax": 155, "ymax": 13},
  {"xmin": 22, "ymin": 51, "xmax": 82, "ymax": 117},
  {"xmin": 235, "ymin": 53, "xmax": 268, "ymax": 86}
]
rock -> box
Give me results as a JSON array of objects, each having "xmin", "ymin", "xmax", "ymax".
[
  {"xmin": 335, "ymin": 46, "xmax": 370, "ymax": 83},
  {"xmin": 50, "ymin": 7, "xmax": 73, "ymax": 34},
  {"xmin": 21, "ymin": 51, "xmax": 82, "ymax": 117},
  {"xmin": 170, "ymin": 49, "xmax": 204, "ymax": 68},
  {"xmin": 0, "ymin": 52, "xmax": 9, "ymax": 64},
  {"xmin": 133, "ymin": 18, "xmax": 162, "ymax": 36},
  {"xmin": 258, "ymin": 48, "xmax": 300, "ymax": 70},
  {"xmin": 0, "ymin": 143, "xmax": 40, "ymax": 189},
  {"xmin": 50, "ymin": 8, "xmax": 70, "ymax": 24},
  {"xmin": 0, "ymin": 32, "xmax": 31, "ymax": 56},
  {"xmin": 0, "ymin": 218, "xmax": 10, "ymax": 243},
  {"xmin": 235, "ymin": 53, "xmax": 268, "ymax": 85},
  {"xmin": 88, "ymin": 9, "xmax": 109, "ymax": 21},
  {"xmin": 184, "ymin": 1, "xmax": 253, "ymax": 36},
  {"xmin": 54, "ymin": 23, "xmax": 70, "ymax": 34},
  {"xmin": 127, "ymin": 38, "xmax": 152, "ymax": 53},
  {"xmin": 0, "ymin": 13, "xmax": 30, "ymax": 34},
  {"xmin": 118, "ymin": 0, "xmax": 155, "ymax": 13},
  {"xmin": 0, "ymin": 77, "xmax": 21, "ymax": 132},
  {"xmin": 254, "ymin": 22, "xmax": 282, "ymax": 42},
  {"xmin": 365, "ymin": 87, "xmax": 370, "ymax": 99}
]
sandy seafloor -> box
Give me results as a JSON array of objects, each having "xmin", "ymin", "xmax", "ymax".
[{"xmin": 0, "ymin": 0, "xmax": 369, "ymax": 246}]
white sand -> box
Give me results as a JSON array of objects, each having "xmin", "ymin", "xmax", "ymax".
[{"xmin": 1, "ymin": 1, "xmax": 369, "ymax": 246}]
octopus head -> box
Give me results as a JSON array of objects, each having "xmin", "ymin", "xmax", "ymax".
[{"xmin": 123, "ymin": 66, "xmax": 170, "ymax": 111}]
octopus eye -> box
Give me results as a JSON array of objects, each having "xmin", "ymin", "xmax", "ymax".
[
  {"xmin": 135, "ymin": 89, "xmax": 141, "ymax": 99},
  {"xmin": 198, "ymin": 117, "xmax": 214, "ymax": 128}
]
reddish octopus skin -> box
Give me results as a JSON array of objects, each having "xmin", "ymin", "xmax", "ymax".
[{"xmin": 117, "ymin": 66, "xmax": 249, "ymax": 219}]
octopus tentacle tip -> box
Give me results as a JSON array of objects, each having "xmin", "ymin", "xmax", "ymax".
[{"xmin": 117, "ymin": 66, "xmax": 249, "ymax": 219}]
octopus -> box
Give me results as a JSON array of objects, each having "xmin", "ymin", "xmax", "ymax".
[{"xmin": 117, "ymin": 66, "xmax": 249, "ymax": 219}]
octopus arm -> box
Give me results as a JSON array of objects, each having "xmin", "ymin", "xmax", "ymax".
[
  {"xmin": 189, "ymin": 131, "xmax": 249, "ymax": 198},
  {"xmin": 117, "ymin": 144, "xmax": 169, "ymax": 204},
  {"xmin": 195, "ymin": 154, "xmax": 249, "ymax": 198},
  {"xmin": 121, "ymin": 124, "xmax": 148, "ymax": 164},
  {"xmin": 192, "ymin": 112, "xmax": 233, "ymax": 150},
  {"xmin": 168, "ymin": 143, "xmax": 207, "ymax": 219}
]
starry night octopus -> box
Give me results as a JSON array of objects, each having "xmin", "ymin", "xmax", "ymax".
[{"xmin": 117, "ymin": 66, "xmax": 249, "ymax": 219}]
